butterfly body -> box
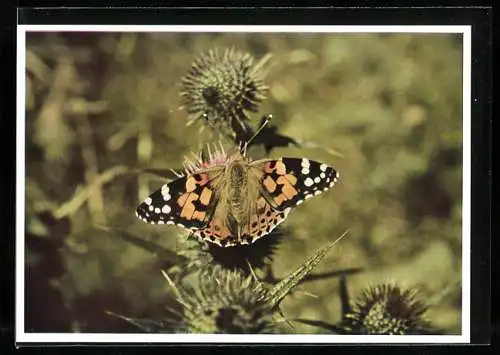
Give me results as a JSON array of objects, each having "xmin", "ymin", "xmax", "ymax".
[
  {"xmin": 136, "ymin": 148, "xmax": 338, "ymax": 247},
  {"xmin": 198, "ymin": 154, "xmax": 264, "ymax": 240}
]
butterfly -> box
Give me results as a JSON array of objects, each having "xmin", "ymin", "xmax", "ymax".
[{"xmin": 136, "ymin": 144, "xmax": 339, "ymax": 247}]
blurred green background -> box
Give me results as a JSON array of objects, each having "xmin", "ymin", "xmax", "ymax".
[{"xmin": 25, "ymin": 31, "xmax": 463, "ymax": 334}]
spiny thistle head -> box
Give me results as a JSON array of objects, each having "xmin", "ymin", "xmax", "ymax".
[
  {"xmin": 107, "ymin": 235, "xmax": 347, "ymax": 334},
  {"xmin": 342, "ymin": 283, "xmax": 432, "ymax": 335},
  {"xmin": 166, "ymin": 266, "xmax": 279, "ymax": 334},
  {"xmin": 180, "ymin": 47, "xmax": 269, "ymax": 136}
]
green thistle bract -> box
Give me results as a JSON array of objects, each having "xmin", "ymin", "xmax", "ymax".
[
  {"xmin": 180, "ymin": 48, "xmax": 269, "ymax": 134},
  {"xmin": 343, "ymin": 283, "xmax": 432, "ymax": 335}
]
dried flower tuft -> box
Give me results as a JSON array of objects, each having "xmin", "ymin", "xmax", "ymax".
[
  {"xmin": 180, "ymin": 48, "xmax": 269, "ymax": 137},
  {"xmin": 342, "ymin": 283, "xmax": 433, "ymax": 335},
  {"xmin": 182, "ymin": 141, "xmax": 232, "ymax": 175}
]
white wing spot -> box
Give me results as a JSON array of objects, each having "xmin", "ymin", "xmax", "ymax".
[
  {"xmin": 301, "ymin": 158, "xmax": 310, "ymax": 168},
  {"xmin": 166, "ymin": 220, "xmax": 175, "ymax": 225},
  {"xmin": 329, "ymin": 181, "xmax": 336, "ymax": 187},
  {"xmin": 320, "ymin": 172, "xmax": 326, "ymax": 179},
  {"xmin": 161, "ymin": 185, "xmax": 171, "ymax": 201},
  {"xmin": 296, "ymin": 199, "xmax": 304, "ymax": 205},
  {"xmin": 154, "ymin": 207, "xmax": 160, "ymax": 214},
  {"xmin": 148, "ymin": 205, "xmax": 154, "ymax": 212},
  {"xmin": 314, "ymin": 176, "xmax": 321, "ymax": 184},
  {"xmin": 162, "ymin": 205, "xmax": 172, "ymax": 214},
  {"xmin": 145, "ymin": 197, "xmax": 152, "ymax": 205},
  {"xmin": 320, "ymin": 164, "xmax": 327, "ymax": 172},
  {"xmin": 314, "ymin": 190, "xmax": 321, "ymax": 196},
  {"xmin": 301, "ymin": 167, "xmax": 310, "ymax": 175},
  {"xmin": 158, "ymin": 221, "xmax": 165, "ymax": 225},
  {"xmin": 304, "ymin": 177, "xmax": 314, "ymax": 187}
]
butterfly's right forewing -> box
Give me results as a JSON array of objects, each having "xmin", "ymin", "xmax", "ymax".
[{"xmin": 257, "ymin": 157, "xmax": 339, "ymax": 210}]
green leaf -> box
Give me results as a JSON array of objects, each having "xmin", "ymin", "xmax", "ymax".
[{"xmin": 265, "ymin": 231, "xmax": 349, "ymax": 307}]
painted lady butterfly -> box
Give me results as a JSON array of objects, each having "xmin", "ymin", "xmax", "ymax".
[{"xmin": 136, "ymin": 144, "xmax": 339, "ymax": 247}]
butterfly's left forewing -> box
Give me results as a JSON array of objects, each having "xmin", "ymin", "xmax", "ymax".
[{"xmin": 136, "ymin": 172, "xmax": 218, "ymax": 230}]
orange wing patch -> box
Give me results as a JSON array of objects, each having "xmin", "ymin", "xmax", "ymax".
[
  {"xmin": 263, "ymin": 161, "xmax": 299, "ymax": 206},
  {"xmin": 176, "ymin": 174, "xmax": 212, "ymax": 222},
  {"xmin": 199, "ymin": 187, "xmax": 212, "ymax": 206},
  {"xmin": 263, "ymin": 160, "xmax": 286, "ymax": 175},
  {"xmin": 263, "ymin": 175, "xmax": 277, "ymax": 193}
]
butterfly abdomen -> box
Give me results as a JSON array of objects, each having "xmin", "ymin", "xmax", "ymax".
[{"xmin": 228, "ymin": 162, "xmax": 249, "ymax": 222}]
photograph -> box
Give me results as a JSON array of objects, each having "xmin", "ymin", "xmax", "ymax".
[{"xmin": 17, "ymin": 25, "xmax": 470, "ymax": 343}]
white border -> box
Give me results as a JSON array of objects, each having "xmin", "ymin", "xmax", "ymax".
[
  {"xmin": 16, "ymin": 25, "xmax": 471, "ymax": 344},
  {"xmin": 18, "ymin": 25, "xmax": 468, "ymax": 33}
]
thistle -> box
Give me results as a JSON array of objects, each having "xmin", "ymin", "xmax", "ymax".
[
  {"xmin": 180, "ymin": 47, "xmax": 269, "ymax": 138},
  {"xmin": 164, "ymin": 266, "xmax": 279, "ymax": 334},
  {"xmin": 109, "ymin": 234, "xmax": 348, "ymax": 334},
  {"xmin": 342, "ymin": 283, "xmax": 433, "ymax": 335}
]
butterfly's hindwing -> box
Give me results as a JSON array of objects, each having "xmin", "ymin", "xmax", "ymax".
[
  {"xmin": 135, "ymin": 173, "xmax": 216, "ymax": 229},
  {"xmin": 191, "ymin": 218, "xmax": 237, "ymax": 247},
  {"xmin": 259, "ymin": 157, "xmax": 338, "ymax": 210},
  {"xmin": 191, "ymin": 197, "xmax": 291, "ymax": 247},
  {"xmin": 240, "ymin": 196, "xmax": 291, "ymax": 245}
]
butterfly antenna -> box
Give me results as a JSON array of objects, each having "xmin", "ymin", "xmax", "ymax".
[{"xmin": 243, "ymin": 114, "xmax": 273, "ymax": 153}]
